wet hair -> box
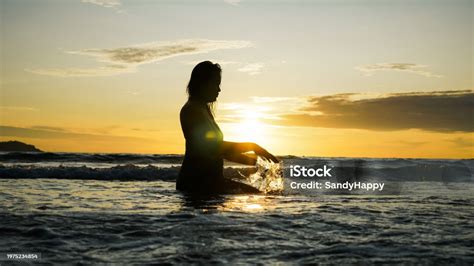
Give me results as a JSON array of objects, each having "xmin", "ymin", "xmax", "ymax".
[{"xmin": 187, "ymin": 61, "xmax": 222, "ymax": 102}]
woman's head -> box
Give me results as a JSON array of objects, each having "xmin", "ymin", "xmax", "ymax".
[{"xmin": 187, "ymin": 61, "xmax": 222, "ymax": 103}]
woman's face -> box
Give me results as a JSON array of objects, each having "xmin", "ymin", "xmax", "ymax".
[{"xmin": 204, "ymin": 74, "xmax": 221, "ymax": 102}]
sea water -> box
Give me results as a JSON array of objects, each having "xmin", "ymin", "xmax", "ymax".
[{"xmin": 0, "ymin": 152, "xmax": 472, "ymax": 264}]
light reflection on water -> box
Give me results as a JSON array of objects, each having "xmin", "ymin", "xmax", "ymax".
[
  {"xmin": 220, "ymin": 195, "xmax": 270, "ymax": 212},
  {"xmin": 1, "ymin": 177, "xmax": 291, "ymax": 214},
  {"xmin": 1, "ymin": 179, "xmax": 473, "ymax": 215},
  {"xmin": 1, "ymin": 179, "xmax": 295, "ymax": 215},
  {"xmin": 1, "ymin": 179, "xmax": 182, "ymax": 214},
  {"xmin": 1, "ymin": 179, "xmax": 473, "ymax": 264}
]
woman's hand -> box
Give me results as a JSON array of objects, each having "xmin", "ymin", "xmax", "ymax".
[
  {"xmin": 220, "ymin": 141, "xmax": 279, "ymax": 165},
  {"xmin": 253, "ymin": 143, "xmax": 279, "ymax": 163}
]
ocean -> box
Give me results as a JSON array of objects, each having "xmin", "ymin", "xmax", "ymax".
[{"xmin": 0, "ymin": 152, "xmax": 473, "ymax": 264}]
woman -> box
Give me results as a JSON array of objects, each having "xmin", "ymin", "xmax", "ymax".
[{"xmin": 177, "ymin": 61, "xmax": 279, "ymax": 194}]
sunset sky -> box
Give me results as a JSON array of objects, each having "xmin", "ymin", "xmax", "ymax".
[{"xmin": 1, "ymin": 0, "xmax": 472, "ymax": 158}]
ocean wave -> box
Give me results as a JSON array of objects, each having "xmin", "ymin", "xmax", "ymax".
[
  {"xmin": 0, "ymin": 164, "xmax": 177, "ymax": 181},
  {"xmin": 0, "ymin": 164, "xmax": 258, "ymax": 182},
  {"xmin": 0, "ymin": 152, "xmax": 185, "ymax": 164}
]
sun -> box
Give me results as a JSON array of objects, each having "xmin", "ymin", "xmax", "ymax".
[
  {"xmin": 235, "ymin": 118, "xmax": 266, "ymax": 143},
  {"xmin": 222, "ymin": 109, "xmax": 268, "ymax": 144}
]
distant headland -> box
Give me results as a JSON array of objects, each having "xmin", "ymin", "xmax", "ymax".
[{"xmin": 0, "ymin": 141, "xmax": 43, "ymax": 152}]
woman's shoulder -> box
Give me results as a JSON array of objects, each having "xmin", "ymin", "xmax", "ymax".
[
  {"xmin": 181, "ymin": 100, "xmax": 201, "ymax": 112},
  {"xmin": 180, "ymin": 101, "xmax": 206, "ymax": 119}
]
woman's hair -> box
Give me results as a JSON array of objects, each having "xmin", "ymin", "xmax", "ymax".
[
  {"xmin": 187, "ymin": 61, "xmax": 221, "ymax": 101},
  {"xmin": 187, "ymin": 61, "xmax": 221, "ymax": 117}
]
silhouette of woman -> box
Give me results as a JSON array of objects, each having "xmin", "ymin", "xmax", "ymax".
[{"xmin": 177, "ymin": 61, "xmax": 279, "ymax": 194}]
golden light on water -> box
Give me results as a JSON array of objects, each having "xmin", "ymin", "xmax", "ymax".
[
  {"xmin": 219, "ymin": 195, "xmax": 275, "ymax": 213},
  {"xmin": 245, "ymin": 203, "xmax": 264, "ymax": 210}
]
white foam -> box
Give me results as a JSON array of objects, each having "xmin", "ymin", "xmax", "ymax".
[{"xmin": 239, "ymin": 157, "xmax": 284, "ymax": 193}]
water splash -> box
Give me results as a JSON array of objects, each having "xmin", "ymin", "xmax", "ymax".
[{"xmin": 239, "ymin": 157, "xmax": 284, "ymax": 193}]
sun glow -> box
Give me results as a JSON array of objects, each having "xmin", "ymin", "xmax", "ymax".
[{"xmin": 222, "ymin": 108, "xmax": 269, "ymax": 144}]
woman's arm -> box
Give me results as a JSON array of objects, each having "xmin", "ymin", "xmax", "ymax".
[
  {"xmin": 220, "ymin": 141, "xmax": 279, "ymax": 164},
  {"xmin": 224, "ymin": 152, "xmax": 257, "ymax": 165},
  {"xmin": 220, "ymin": 141, "xmax": 255, "ymax": 155}
]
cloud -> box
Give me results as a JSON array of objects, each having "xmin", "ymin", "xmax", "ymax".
[
  {"xmin": 448, "ymin": 136, "xmax": 474, "ymax": 149},
  {"xmin": 27, "ymin": 39, "xmax": 252, "ymax": 77},
  {"xmin": 218, "ymin": 96, "xmax": 306, "ymax": 124},
  {"xmin": 355, "ymin": 63, "xmax": 442, "ymax": 78},
  {"xmin": 277, "ymin": 90, "xmax": 473, "ymax": 132},
  {"xmin": 0, "ymin": 125, "xmax": 148, "ymax": 142},
  {"xmin": 251, "ymin": 96, "xmax": 294, "ymax": 103},
  {"xmin": 81, "ymin": 0, "xmax": 126, "ymax": 14},
  {"xmin": 184, "ymin": 60, "xmax": 238, "ymax": 66},
  {"xmin": 394, "ymin": 140, "xmax": 429, "ymax": 147},
  {"xmin": 224, "ymin": 0, "xmax": 242, "ymax": 6},
  {"xmin": 70, "ymin": 40, "xmax": 252, "ymax": 65},
  {"xmin": 0, "ymin": 106, "xmax": 38, "ymax": 112},
  {"xmin": 81, "ymin": 0, "xmax": 121, "ymax": 8},
  {"xmin": 238, "ymin": 63, "xmax": 264, "ymax": 75},
  {"xmin": 30, "ymin": 126, "xmax": 68, "ymax": 132},
  {"xmin": 218, "ymin": 101, "xmax": 286, "ymax": 123},
  {"xmin": 132, "ymin": 127, "xmax": 160, "ymax": 132},
  {"xmin": 25, "ymin": 65, "xmax": 134, "ymax": 77}
]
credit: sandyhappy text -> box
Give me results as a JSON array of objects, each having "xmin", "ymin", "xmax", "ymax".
[{"xmin": 289, "ymin": 165, "xmax": 385, "ymax": 191}]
